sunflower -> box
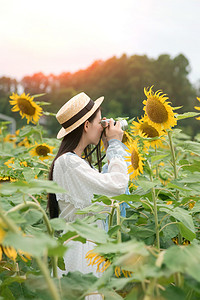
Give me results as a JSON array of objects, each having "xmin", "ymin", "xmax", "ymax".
[
  {"xmin": 9, "ymin": 92, "xmax": 42, "ymax": 124},
  {"xmin": 0, "ymin": 176, "xmax": 16, "ymax": 183},
  {"xmin": 18, "ymin": 136, "xmax": 30, "ymax": 148},
  {"xmin": 125, "ymin": 140, "xmax": 145, "ymax": 179},
  {"xmin": 4, "ymin": 157, "xmax": 15, "ymax": 168},
  {"xmin": 131, "ymin": 116, "xmax": 166, "ymax": 149},
  {"xmin": 122, "ymin": 131, "xmax": 133, "ymax": 147},
  {"xmin": 85, "ymin": 250, "xmax": 132, "ymax": 277},
  {"xmin": 3, "ymin": 134, "xmax": 17, "ymax": 144},
  {"xmin": 194, "ymin": 97, "xmax": 200, "ymax": 120},
  {"xmin": 143, "ymin": 86, "xmax": 177, "ymax": 131},
  {"xmin": 30, "ymin": 142, "xmax": 54, "ymax": 160}
]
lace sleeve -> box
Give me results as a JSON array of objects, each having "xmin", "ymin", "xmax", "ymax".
[{"xmin": 53, "ymin": 153, "xmax": 129, "ymax": 209}]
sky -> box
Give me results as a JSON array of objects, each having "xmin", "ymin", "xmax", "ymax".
[{"xmin": 0, "ymin": 0, "xmax": 200, "ymax": 83}]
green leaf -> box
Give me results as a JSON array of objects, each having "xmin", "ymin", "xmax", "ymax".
[
  {"xmin": 178, "ymin": 141, "xmax": 200, "ymax": 156},
  {"xmin": 178, "ymin": 222, "xmax": 196, "ymax": 241},
  {"xmin": 135, "ymin": 179, "xmax": 158, "ymax": 192},
  {"xmin": 111, "ymin": 194, "xmax": 141, "ymax": 202},
  {"xmin": 64, "ymin": 219, "xmax": 110, "ymax": 244},
  {"xmin": 95, "ymin": 239, "xmax": 148, "ymax": 256},
  {"xmin": 48, "ymin": 244, "xmax": 68, "ymax": 257},
  {"xmin": 3, "ymin": 232, "xmax": 58, "ymax": 257},
  {"xmin": 161, "ymin": 285, "xmax": 186, "ymax": 300},
  {"xmin": 182, "ymin": 160, "xmax": 200, "ymax": 173},
  {"xmin": 50, "ymin": 218, "xmax": 66, "ymax": 231},
  {"xmin": 76, "ymin": 203, "xmax": 108, "ymax": 215},
  {"xmin": 32, "ymin": 93, "xmax": 46, "ymax": 98},
  {"xmin": 163, "ymin": 244, "xmax": 200, "ymax": 281},
  {"xmin": 151, "ymin": 154, "xmax": 169, "ymax": 163},
  {"xmin": 43, "ymin": 111, "xmax": 57, "ymax": 116},
  {"xmin": 23, "ymin": 209, "xmax": 43, "ymax": 225},
  {"xmin": 93, "ymin": 194, "xmax": 112, "ymax": 205},
  {"xmin": 166, "ymin": 182, "xmax": 191, "ymax": 191},
  {"xmin": 0, "ymin": 179, "xmax": 66, "ymax": 195},
  {"xmin": 108, "ymin": 225, "xmax": 121, "ymax": 237},
  {"xmin": 176, "ymin": 112, "xmax": 200, "ymax": 120},
  {"xmin": 160, "ymin": 207, "xmax": 196, "ymax": 241},
  {"xmin": 129, "ymin": 225, "xmax": 155, "ymax": 239}
]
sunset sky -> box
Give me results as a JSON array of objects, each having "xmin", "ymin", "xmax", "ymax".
[{"xmin": 0, "ymin": 0, "xmax": 200, "ymax": 83}]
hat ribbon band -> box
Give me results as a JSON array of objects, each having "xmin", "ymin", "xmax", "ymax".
[{"xmin": 61, "ymin": 99, "xmax": 94, "ymax": 129}]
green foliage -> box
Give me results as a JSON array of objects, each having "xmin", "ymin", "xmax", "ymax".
[
  {"xmin": 0, "ymin": 53, "xmax": 199, "ymax": 136},
  {"xmin": 1, "ymin": 86, "xmax": 200, "ymax": 299}
]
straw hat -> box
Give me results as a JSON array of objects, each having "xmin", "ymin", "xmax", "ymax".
[{"xmin": 56, "ymin": 92, "xmax": 104, "ymax": 139}]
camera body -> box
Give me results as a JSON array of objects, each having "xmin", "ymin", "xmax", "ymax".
[{"xmin": 100, "ymin": 119, "xmax": 128, "ymax": 130}]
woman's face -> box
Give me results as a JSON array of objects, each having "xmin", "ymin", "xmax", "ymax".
[{"xmin": 86, "ymin": 110, "xmax": 103, "ymax": 145}]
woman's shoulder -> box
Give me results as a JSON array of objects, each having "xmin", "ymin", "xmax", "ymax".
[{"xmin": 54, "ymin": 152, "xmax": 85, "ymax": 170}]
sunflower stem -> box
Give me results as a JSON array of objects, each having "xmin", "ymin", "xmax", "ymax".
[
  {"xmin": 6, "ymin": 201, "xmax": 53, "ymax": 236},
  {"xmin": 155, "ymin": 146, "xmax": 158, "ymax": 178},
  {"xmin": 167, "ymin": 131, "xmax": 179, "ymax": 201},
  {"xmin": 115, "ymin": 203, "xmax": 121, "ymax": 243},
  {"xmin": 108, "ymin": 206, "xmax": 115, "ymax": 229},
  {"xmin": 35, "ymin": 256, "xmax": 61, "ymax": 300},
  {"xmin": 0, "ymin": 205, "xmax": 20, "ymax": 234},
  {"xmin": 152, "ymin": 187, "xmax": 160, "ymax": 250},
  {"xmin": 147, "ymin": 161, "xmax": 160, "ymax": 251}
]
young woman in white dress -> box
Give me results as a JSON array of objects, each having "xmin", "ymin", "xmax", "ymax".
[{"xmin": 48, "ymin": 92, "xmax": 129, "ymax": 299}]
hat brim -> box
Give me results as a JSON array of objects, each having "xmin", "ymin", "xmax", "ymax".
[{"xmin": 57, "ymin": 96, "xmax": 104, "ymax": 139}]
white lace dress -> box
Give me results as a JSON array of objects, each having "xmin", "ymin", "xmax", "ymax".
[{"xmin": 53, "ymin": 139, "xmax": 129, "ymax": 299}]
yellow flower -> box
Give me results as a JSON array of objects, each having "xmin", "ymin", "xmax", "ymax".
[
  {"xmin": 30, "ymin": 142, "xmax": 54, "ymax": 161},
  {"xmin": 143, "ymin": 86, "xmax": 177, "ymax": 131},
  {"xmin": 122, "ymin": 131, "xmax": 133, "ymax": 146},
  {"xmin": 194, "ymin": 97, "xmax": 200, "ymax": 120},
  {"xmin": 0, "ymin": 176, "xmax": 16, "ymax": 183},
  {"xmin": 0, "ymin": 223, "xmax": 6, "ymax": 244},
  {"xmin": 4, "ymin": 157, "xmax": 15, "ymax": 168},
  {"xmin": 188, "ymin": 200, "xmax": 196, "ymax": 209},
  {"xmin": 85, "ymin": 250, "xmax": 132, "ymax": 277},
  {"xmin": 125, "ymin": 140, "xmax": 144, "ymax": 179},
  {"xmin": 131, "ymin": 116, "xmax": 166, "ymax": 149},
  {"xmin": 3, "ymin": 134, "xmax": 17, "ymax": 144},
  {"xmin": 0, "ymin": 222, "xmax": 31, "ymax": 262},
  {"xmin": 18, "ymin": 136, "xmax": 30, "ymax": 148},
  {"xmin": 9, "ymin": 92, "xmax": 42, "ymax": 124},
  {"xmin": 167, "ymin": 201, "xmax": 173, "ymax": 205},
  {"xmin": 85, "ymin": 250, "xmax": 111, "ymax": 272},
  {"xmin": 20, "ymin": 161, "xmax": 28, "ymax": 167}
]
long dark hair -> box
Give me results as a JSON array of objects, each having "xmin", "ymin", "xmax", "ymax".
[{"xmin": 47, "ymin": 108, "xmax": 102, "ymax": 219}]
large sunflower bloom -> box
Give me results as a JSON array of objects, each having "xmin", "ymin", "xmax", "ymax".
[
  {"xmin": 131, "ymin": 116, "xmax": 166, "ymax": 149},
  {"xmin": 194, "ymin": 97, "xmax": 200, "ymax": 120},
  {"xmin": 30, "ymin": 142, "xmax": 54, "ymax": 161},
  {"xmin": 125, "ymin": 140, "xmax": 145, "ymax": 179},
  {"xmin": 9, "ymin": 93, "xmax": 42, "ymax": 124},
  {"xmin": 143, "ymin": 87, "xmax": 177, "ymax": 131}
]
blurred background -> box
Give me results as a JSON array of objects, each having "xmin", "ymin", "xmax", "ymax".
[{"xmin": 0, "ymin": 0, "xmax": 200, "ymax": 137}]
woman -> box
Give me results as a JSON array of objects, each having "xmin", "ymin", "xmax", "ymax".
[{"xmin": 48, "ymin": 92, "xmax": 129, "ymax": 296}]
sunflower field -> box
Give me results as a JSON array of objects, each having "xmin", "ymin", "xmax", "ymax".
[{"xmin": 0, "ymin": 89, "xmax": 200, "ymax": 300}]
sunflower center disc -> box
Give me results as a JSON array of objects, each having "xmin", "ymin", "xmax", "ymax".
[
  {"xmin": 131, "ymin": 149, "xmax": 139, "ymax": 170},
  {"xmin": 146, "ymin": 98, "xmax": 168, "ymax": 123},
  {"xmin": 140, "ymin": 122, "xmax": 159, "ymax": 137},
  {"xmin": 18, "ymin": 98, "xmax": 36, "ymax": 116},
  {"xmin": 36, "ymin": 146, "xmax": 50, "ymax": 156}
]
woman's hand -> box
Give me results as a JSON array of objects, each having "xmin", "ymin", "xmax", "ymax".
[{"xmin": 105, "ymin": 118, "xmax": 124, "ymax": 142}]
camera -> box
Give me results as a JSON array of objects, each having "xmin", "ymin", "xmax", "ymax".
[{"xmin": 100, "ymin": 119, "xmax": 128, "ymax": 131}]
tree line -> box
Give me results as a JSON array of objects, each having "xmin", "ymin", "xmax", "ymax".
[{"xmin": 0, "ymin": 53, "xmax": 199, "ymax": 137}]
